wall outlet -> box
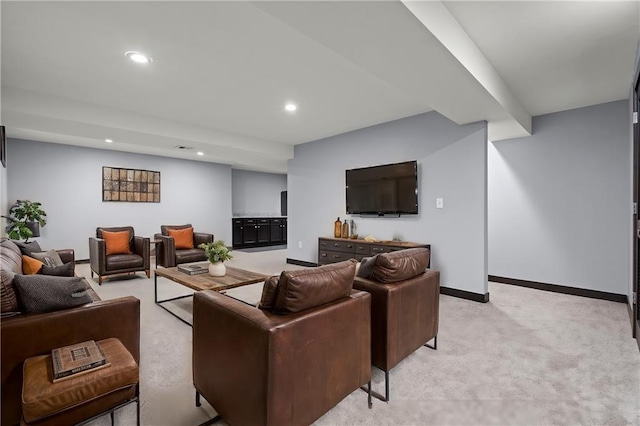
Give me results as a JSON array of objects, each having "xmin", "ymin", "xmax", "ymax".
[
  {"xmin": 298, "ymin": 241, "xmax": 302, "ymax": 248},
  {"xmin": 436, "ymin": 197, "xmax": 444, "ymax": 209}
]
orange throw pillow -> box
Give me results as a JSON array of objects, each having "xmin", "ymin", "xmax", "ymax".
[
  {"xmin": 102, "ymin": 230, "xmax": 132, "ymax": 255},
  {"xmin": 22, "ymin": 255, "xmax": 43, "ymax": 275},
  {"xmin": 168, "ymin": 227, "xmax": 194, "ymax": 249}
]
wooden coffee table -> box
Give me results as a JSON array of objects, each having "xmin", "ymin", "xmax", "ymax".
[{"xmin": 154, "ymin": 263, "xmax": 268, "ymax": 326}]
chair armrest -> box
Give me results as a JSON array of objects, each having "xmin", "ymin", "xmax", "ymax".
[
  {"xmin": 55, "ymin": 249, "xmax": 75, "ymax": 265},
  {"xmin": 154, "ymin": 234, "xmax": 176, "ymax": 267},
  {"xmin": 193, "ymin": 290, "xmax": 371, "ymax": 425},
  {"xmin": 354, "ymin": 270, "xmax": 440, "ymax": 370},
  {"xmin": 88, "ymin": 237, "xmax": 106, "ymax": 274},
  {"xmin": 193, "ymin": 232, "xmax": 214, "ymax": 246},
  {"xmin": 1, "ymin": 296, "xmax": 140, "ymax": 426},
  {"xmin": 133, "ymin": 236, "xmax": 150, "ymax": 269}
]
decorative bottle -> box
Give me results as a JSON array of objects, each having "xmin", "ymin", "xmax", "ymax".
[
  {"xmin": 341, "ymin": 220, "xmax": 349, "ymax": 239},
  {"xmin": 349, "ymin": 220, "xmax": 357, "ymax": 239},
  {"xmin": 334, "ymin": 217, "xmax": 342, "ymax": 238}
]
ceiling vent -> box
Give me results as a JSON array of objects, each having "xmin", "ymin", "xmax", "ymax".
[{"xmin": 174, "ymin": 145, "xmax": 194, "ymax": 151}]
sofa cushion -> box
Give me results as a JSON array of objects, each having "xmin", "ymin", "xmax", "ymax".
[
  {"xmin": 258, "ymin": 276, "xmax": 279, "ymax": 311},
  {"xmin": 1, "ymin": 238, "xmax": 23, "ymax": 313},
  {"xmin": 30, "ymin": 250, "xmax": 64, "ymax": 267},
  {"xmin": 102, "ymin": 230, "xmax": 132, "ymax": 256},
  {"xmin": 13, "ymin": 275, "xmax": 94, "ymax": 313},
  {"xmin": 41, "ymin": 262, "xmax": 75, "ymax": 277},
  {"xmin": 175, "ymin": 248, "xmax": 206, "ymax": 264},
  {"xmin": 168, "ymin": 227, "xmax": 194, "ymax": 249},
  {"xmin": 22, "ymin": 255, "xmax": 43, "ymax": 275},
  {"xmin": 15, "ymin": 240, "xmax": 42, "ymax": 257},
  {"xmin": 105, "ymin": 254, "xmax": 143, "ymax": 271},
  {"xmin": 372, "ymin": 248, "xmax": 430, "ymax": 283},
  {"xmin": 356, "ymin": 254, "xmax": 379, "ymax": 280},
  {"xmin": 274, "ymin": 259, "xmax": 356, "ymax": 314}
]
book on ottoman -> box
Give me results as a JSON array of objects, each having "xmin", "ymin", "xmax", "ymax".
[{"xmin": 51, "ymin": 340, "xmax": 110, "ymax": 382}]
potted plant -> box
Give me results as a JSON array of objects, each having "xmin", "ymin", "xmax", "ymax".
[
  {"xmin": 198, "ymin": 240, "xmax": 233, "ymax": 277},
  {"xmin": 2, "ymin": 200, "xmax": 47, "ymax": 242}
]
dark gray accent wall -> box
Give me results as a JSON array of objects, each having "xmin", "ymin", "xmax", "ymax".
[
  {"xmin": 231, "ymin": 169, "xmax": 286, "ymax": 217},
  {"xmin": 488, "ymin": 100, "xmax": 631, "ymax": 295},
  {"xmin": 288, "ymin": 111, "xmax": 488, "ymax": 295},
  {"xmin": 7, "ymin": 139, "xmax": 232, "ymax": 258}
]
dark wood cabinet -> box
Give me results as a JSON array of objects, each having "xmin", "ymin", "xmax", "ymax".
[
  {"xmin": 232, "ymin": 217, "xmax": 287, "ymax": 248},
  {"xmin": 256, "ymin": 219, "xmax": 270, "ymax": 243},
  {"xmin": 318, "ymin": 237, "xmax": 430, "ymax": 266}
]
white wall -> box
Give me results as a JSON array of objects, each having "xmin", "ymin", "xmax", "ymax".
[
  {"xmin": 231, "ymin": 169, "xmax": 286, "ymax": 217},
  {"xmin": 489, "ymin": 100, "xmax": 630, "ymax": 295},
  {"xmin": 7, "ymin": 138, "xmax": 232, "ymax": 259},
  {"xmin": 288, "ymin": 111, "xmax": 488, "ymax": 296}
]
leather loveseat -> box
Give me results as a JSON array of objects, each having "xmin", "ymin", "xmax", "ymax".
[
  {"xmin": 0, "ymin": 238, "xmax": 140, "ymax": 425},
  {"xmin": 353, "ymin": 247, "xmax": 440, "ymax": 401},
  {"xmin": 192, "ymin": 259, "xmax": 372, "ymax": 426}
]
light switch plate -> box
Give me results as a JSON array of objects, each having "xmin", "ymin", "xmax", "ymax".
[{"xmin": 436, "ymin": 198, "xmax": 444, "ymax": 209}]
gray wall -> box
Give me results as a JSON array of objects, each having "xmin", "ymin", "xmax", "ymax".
[
  {"xmin": 7, "ymin": 138, "xmax": 232, "ymax": 259},
  {"xmin": 488, "ymin": 100, "xmax": 630, "ymax": 295},
  {"xmin": 231, "ymin": 169, "xmax": 286, "ymax": 217},
  {"xmin": 288, "ymin": 112, "xmax": 488, "ymax": 296}
]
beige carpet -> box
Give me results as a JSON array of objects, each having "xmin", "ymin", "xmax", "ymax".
[{"xmin": 78, "ymin": 250, "xmax": 640, "ymax": 426}]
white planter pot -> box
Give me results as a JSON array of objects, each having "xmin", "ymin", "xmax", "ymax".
[{"xmin": 208, "ymin": 262, "xmax": 226, "ymax": 277}]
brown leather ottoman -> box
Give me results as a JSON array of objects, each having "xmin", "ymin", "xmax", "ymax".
[{"xmin": 21, "ymin": 338, "xmax": 139, "ymax": 426}]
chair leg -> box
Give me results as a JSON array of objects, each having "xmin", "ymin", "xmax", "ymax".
[
  {"xmin": 110, "ymin": 411, "xmax": 114, "ymax": 426},
  {"xmin": 424, "ymin": 335, "xmax": 437, "ymax": 350},
  {"xmin": 384, "ymin": 370, "xmax": 390, "ymax": 402},
  {"xmin": 91, "ymin": 271, "xmax": 94, "ymax": 278},
  {"xmin": 196, "ymin": 391, "xmax": 201, "ymax": 407},
  {"xmin": 145, "ymin": 270, "xmax": 150, "ymax": 279},
  {"xmin": 136, "ymin": 384, "xmax": 140, "ymax": 426},
  {"xmin": 367, "ymin": 380, "xmax": 372, "ymax": 409},
  {"xmin": 98, "ymin": 276, "xmax": 104, "ymax": 285}
]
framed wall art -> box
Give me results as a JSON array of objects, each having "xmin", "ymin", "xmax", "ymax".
[{"xmin": 102, "ymin": 166, "xmax": 160, "ymax": 202}]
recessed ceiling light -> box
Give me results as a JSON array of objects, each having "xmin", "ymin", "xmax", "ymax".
[
  {"xmin": 285, "ymin": 103, "xmax": 297, "ymax": 112},
  {"xmin": 105, "ymin": 139, "xmax": 113, "ymax": 143},
  {"xmin": 197, "ymin": 151, "xmax": 204, "ymax": 156},
  {"xmin": 125, "ymin": 51, "xmax": 153, "ymax": 64}
]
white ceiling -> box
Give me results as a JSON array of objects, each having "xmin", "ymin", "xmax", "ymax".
[{"xmin": 1, "ymin": 1, "xmax": 638, "ymax": 173}]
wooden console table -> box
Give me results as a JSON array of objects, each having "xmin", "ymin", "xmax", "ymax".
[{"xmin": 317, "ymin": 237, "xmax": 430, "ymax": 266}]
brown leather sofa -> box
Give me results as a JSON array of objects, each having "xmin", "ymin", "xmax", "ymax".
[
  {"xmin": 89, "ymin": 226, "xmax": 150, "ymax": 284},
  {"xmin": 1, "ymin": 238, "xmax": 140, "ymax": 426},
  {"xmin": 353, "ymin": 247, "xmax": 440, "ymax": 402},
  {"xmin": 154, "ymin": 224, "xmax": 213, "ymax": 267},
  {"xmin": 193, "ymin": 260, "xmax": 372, "ymax": 426}
]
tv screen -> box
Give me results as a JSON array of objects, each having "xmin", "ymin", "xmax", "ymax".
[{"xmin": 346, "ymin": 160, "xmax": 418, "ymax": 215}]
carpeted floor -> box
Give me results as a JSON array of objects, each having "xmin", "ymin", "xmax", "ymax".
[{"xmin": 78, "ymin": 250, "xmax": 640, "ymax": 426}]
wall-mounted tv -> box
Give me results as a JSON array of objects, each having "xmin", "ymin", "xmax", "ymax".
[{"xmin": 346, "ymin": 160, "xmax": 418, "ymax": 215}]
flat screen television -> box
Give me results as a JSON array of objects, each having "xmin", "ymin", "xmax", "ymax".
[{"xmin": 346, "ymin": 160, "xmax": 418, "ymax": 215}]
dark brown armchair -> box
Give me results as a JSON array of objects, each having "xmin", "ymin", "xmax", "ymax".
[
  {"xmin": 154, "ymin": 224, "xmax": 213, "ymax": 268},
  {"xmin": 353, "ymin": 248, "xmax": 439, "ymax": 402},
  {"xmin": 193, "ymin": 260, "xmax": 372, "ymax": 426},
  {"xmin": 89, "ymin": 226, "xmax": 150, "ymax": 285}
]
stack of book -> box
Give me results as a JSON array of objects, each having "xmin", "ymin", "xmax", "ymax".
[
  {"xmin": 178, "ymin": 264, "xmax": 209, "ymax": 275},
  {"xmin": 51, "ymin": 340, "xmax": 110, "ymax": 383}
]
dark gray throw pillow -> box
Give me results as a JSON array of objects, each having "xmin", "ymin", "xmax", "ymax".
[
  {"xmin": 356, "ymin": 254, "xmax": 379, "ymax": 279},
  {"xmin": 15, "ymin": 241, "xmax": 43, "ymax": 257},
  {"xmin": 30, "ymin": 250, "xmax": 64, "ymax": 267},
  {"xmin": 13, "ymin": 275, "xmax": 93, "ymax": 313},
  {"xmin": 40, "ymin": 262, "xmax": 75, "ymax": 277}
]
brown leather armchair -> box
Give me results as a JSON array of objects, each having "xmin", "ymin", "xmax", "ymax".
[
  {"xmin": 89, "ymin": 226, "xmax": 150, "ymax": 284},
  {"xmin": 154, "ymin": 224, "xmax": 213, "ymax": 268},
  {"xmin": 353, "ymin": 248, "xmax": 439, "ymax": 402},
  {"xmin": 193, "ymin": 260, "xmax": 372, "ymax": 426}
]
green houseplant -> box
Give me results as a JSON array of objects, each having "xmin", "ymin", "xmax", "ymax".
[
  {"xmin": 2, "ymin": 200, "xmax": 47, "ymax": 242},
  {"xmin": 198, "ymin": 240, "xmax": 233, "ymax": 276}
]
